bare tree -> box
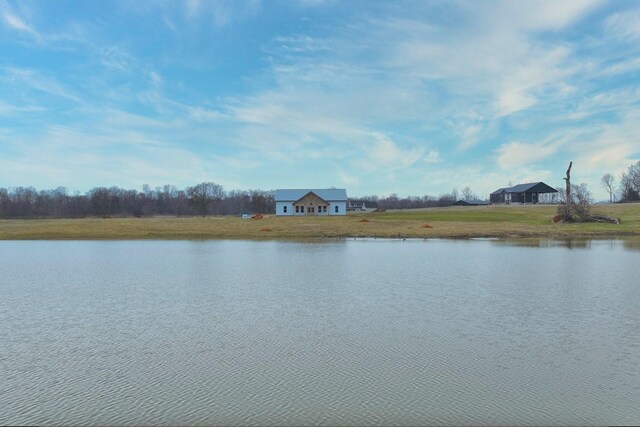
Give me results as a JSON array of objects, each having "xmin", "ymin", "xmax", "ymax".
[
  {"xmin": 89, "ymin": 187, "xmax": 112, "ymax": 217},
  {"xmin": 572, "ymin": 183, "xmax": 592, "ymax": 219},
  {"xmin": 555, "ymin": 186, "xmax": 566, "ymax": 203},
  {"xmin": 557, "ymin": 161, "xmax": 573, "ymax": 220},
  {"xmin": 631, "ymin": 160, "xmax": 640, "ymax": 190},
  {"xmin": 601, "ymin": 173, "xmax": 615, "ymax": 203},
  {"xmin": 555, "ymin": 162, "xmax": 618, "ymax": 223},
  {"xmin": 0, "ymin": 187, "xmax": 10, "ymax": 218},
  {"xmin": 187, "ymin": 182, "xmax": 224, "ymax": 216},
  {"xmin": 565, "ymin": 161, "xmax": 572, "ymax": 209},
  {"xmin": 461, "ymin": 186, "xmax": 476, "ymax": 201}
]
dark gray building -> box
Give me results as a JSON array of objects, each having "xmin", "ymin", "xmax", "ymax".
[
  {"xmin": 490, "ymin": 182, "xmax": 557, "ymax": 204},
  {"xmin": 453, "ymin": 199, "xmax": 489, "ymax": 206}
]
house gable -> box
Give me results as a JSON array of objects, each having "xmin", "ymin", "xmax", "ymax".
[
  {"xmin": 294, "ymin": 191, "xmax": 328, "ymax": 206},
  {"xmin": 524, "ymin": 182, "xmax": 557, "ymax": 194}
]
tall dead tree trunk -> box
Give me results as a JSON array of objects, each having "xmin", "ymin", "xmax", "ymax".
[
  {"xmin": 556, "ymin": 161, "xmax": 619, "ymax": 224},
  {"xmin": 563, "ymin": 161, "xmax": 572, "ymax": 219}
]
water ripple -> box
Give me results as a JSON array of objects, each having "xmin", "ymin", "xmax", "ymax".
[{"xmin": 1, "ymin": 239, "xmax": 640, "ymax": 425}]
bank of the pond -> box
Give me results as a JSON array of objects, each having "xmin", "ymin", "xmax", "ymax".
[{"xmin": 1, "ymin": 204, "xmax": 639, "ymax": 240}]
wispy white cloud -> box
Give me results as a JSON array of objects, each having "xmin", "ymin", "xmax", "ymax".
[
  {"xmin": 605, "ymin": 8, "xmax": 640, "ymax": 40},
  {"xmin": 183, "ymin": 0, "xmax": 261, "ymax": 27},
  {"xmin": 0, "ymin": 100, "xmax": 46, "ymax": 115},
  {"xmin": 572, "ymin": 111, "xmax": 640, "ymax": 178},
  {"xmin": 478, "ymin": 0, "xmax": 602, "ymax": 31},
  {"xmin": 423, "ymin": 149, "xmax": 443, "ymax": 164},
  {"xmin": 97, "ymin": 46, "xmax": 133, "ymax": 72},
  {"xmin": 2, "ymin": 10, "xmax": 33, "ymax": 33},
  {"xmin": 297, "ymin": 0, "xmax": 336, "ymax": 7},
  {"xmin": 599, "ymin": 57, "xmax": 640, "ymax": 77},
  {"xmin": 0, "ymin": 116, "xmax": 248, "ymax": 191},
  {"xmin": 0, "ymin": 1, "xmax": 37, "ymax": 35},
  {"xmin": 567, "ymin": 86, "xmax": 640, "ymax": 120},
  {"xmin": 2, "ymin": 67, "xmax": 82, "ymax": 103},
  {"xmin": 271, "ymin": 35, "xmax": 333, "ymax": 54},
  {"xmin": 230, "ymin": 0, "xmax": 609, "ymax": 166},
  {"xmin": 496, "ymin": 140, "xmax": 561, "ymax": 169},
  {"xmin": 364, "ymin": 134, "xmax": 425, "ymax": 170},
  {"xmin": 337, "ymin": 168, "xmax": 359, "ymax": 186}
]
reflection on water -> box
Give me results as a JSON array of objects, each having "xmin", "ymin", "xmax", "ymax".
[
  {"xmin": 623, "ymin": 238, "xmax": 640, "ymax": 251},
  {"xmin": 493, "ymin": 237, "xmax": 640, "ymax": 250},
  {"xmin": 1, "ymin": 239, "xmax": 640, "ymax": 426},
  {"xmin": 494, "ymin": 238, "xmax": 597, "ymax": 249}
]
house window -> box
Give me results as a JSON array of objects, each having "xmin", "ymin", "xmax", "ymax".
[
  {"xmin": 335, "ymin": 205, "xmax": 339, "ymax": 213},
  {"xmin": 295, "ymin": 206, "xmax": 299, "ymax": 213},
  {"xmin": 284, "ymin": 206, "xmax": 287, "ymax": 213}
]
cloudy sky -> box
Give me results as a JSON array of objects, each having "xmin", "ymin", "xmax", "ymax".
[{"xmin": 1, "ymin": 0, "xmax": 639, "ymax": 199}]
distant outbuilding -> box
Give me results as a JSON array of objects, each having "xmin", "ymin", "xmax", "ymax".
[
  {"xmin": 453, "ymin": 199, "xmax": 489, "ymax": 206},
  {"xmin": 490, "ymin": 182, "xmax": 557, "ymax": 204},
  {"xmin": 347, "ymin": 200, "xmax": 379, "ymax": 212}
]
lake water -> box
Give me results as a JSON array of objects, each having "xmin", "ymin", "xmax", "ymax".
[{"xmin": 1, "ymin": 239, "xmax": 639, "ymax": 426}]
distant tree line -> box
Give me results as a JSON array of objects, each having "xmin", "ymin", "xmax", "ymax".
[
  {"xmin": 4, "ymin": 162, "xmax": 638, "ymax": 219},
  {"xmin": 0, "ymin": 182, "xmax": 468, "ymax": 219},
  {"xmin": 0, "ymin": 183, "xmax": 275, "ymax": 219},
  {"xmin": 351, "ymin": 191, "xmax": 461, "ymax": 210}
]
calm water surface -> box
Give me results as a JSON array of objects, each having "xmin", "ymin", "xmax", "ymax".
[{"xmin": 1, "ymin": 239, "xmax": 639, "ymax": 426}]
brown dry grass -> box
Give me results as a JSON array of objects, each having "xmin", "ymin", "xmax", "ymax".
[{"xmin": 1, "ymin": 203, "xmax": 639, "ymax": 240}]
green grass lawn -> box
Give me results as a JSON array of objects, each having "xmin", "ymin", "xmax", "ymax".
[{"xmin": 1, "ymin": 203, "xmax": 639, "ymax": 240}]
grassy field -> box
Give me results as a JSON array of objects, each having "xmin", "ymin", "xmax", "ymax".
[{"xmin": 1, "ymin": 203, "xmax": 639, "ymax": 240}]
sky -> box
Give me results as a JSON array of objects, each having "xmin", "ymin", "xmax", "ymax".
[{"xmin": 1, "ymin": 0, "xmax": 639, "ymax": 200}]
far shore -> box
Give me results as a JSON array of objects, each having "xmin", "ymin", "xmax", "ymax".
[{"xmin": 1, "ymin": 204, "xmax": 639, "ymax": 240}]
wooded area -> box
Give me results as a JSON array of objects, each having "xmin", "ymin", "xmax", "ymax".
[
  {"xmin": 619, "ymin": 160, "xmax": 640, "ymax": 202},
  {"xmin": 0, "ymin": 184, "xmax": 275, "ymax": 219},
  {"xmin": 0, "ymin": 183, "xmax": 466, "ymax": 219}
]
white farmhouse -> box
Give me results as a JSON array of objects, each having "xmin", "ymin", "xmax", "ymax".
[{"xmin": 275, "ymin": 189, "xmax": 348, "ymax": 216}]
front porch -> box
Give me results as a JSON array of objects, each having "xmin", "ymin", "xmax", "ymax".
[{"xmin": 294, "ymin": 192, "xmax": 329, "ymax": 215}]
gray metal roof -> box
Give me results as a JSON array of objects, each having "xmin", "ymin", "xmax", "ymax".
[
  {"xmin": 275, "ymin": 189, "xmax": 348, "ymax": 202},
  {"xmin": 454, "ymin": 199, "xmax": 489, "ymax": 205},
  {"xmin": 491, "ymin": 182, "xmax": 558, "ymax": 195},
  {"xmin": 508, "ymin": 182, "xmax": 542, "ymax": 193},
  {"xmin": 349, "ymin": 200, "xmax": 379, "ymax": 208}
]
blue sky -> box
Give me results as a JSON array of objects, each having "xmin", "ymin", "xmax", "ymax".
[{"xmin": 1, "ymin": 0, "xmax": 639, "ymax": 199}]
